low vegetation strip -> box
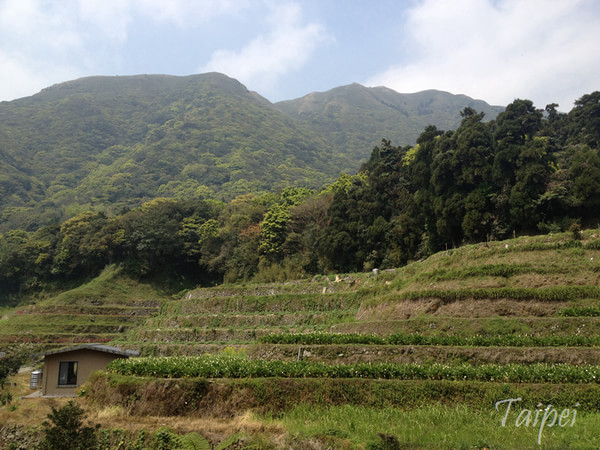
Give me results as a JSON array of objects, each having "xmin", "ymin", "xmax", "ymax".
[
  {"xmin": 415, "ymin": 263, "xmax": 550, "ymax": 281},
  {"xmin": 258, "ymin": 332, "xmax": 600, "ymax": 347},
  {"xmin": 399, "ymin": 286, "xmax": 600, "ymax": 302},
  {"xmin": 515, "ymin": 239, "xmax": 600, "ymax": 251},
  {"xmin": 86, "ymin": 373, "xmax": 600, "ymax": 417},
  {"xmin": 558, "ymin": 307, "xmax": 600, "ymax": 317},
  {"xmin": 107, "ymin": 356, "xmax": 600, "ymax": 383}
]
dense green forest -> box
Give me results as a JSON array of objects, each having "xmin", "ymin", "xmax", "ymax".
[
  {"xmin": 0, "ymin": 73, "xmax": 502, "ymax": 232},
  {"xmin": 0, "ymin": 74, "xmax": 341, "ymax": 231},
  {"xmin": 1, "ymin": 92, "xmax": 598, "ymax": 305}
]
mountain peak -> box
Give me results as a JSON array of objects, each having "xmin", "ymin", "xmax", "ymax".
[{"xmin": 31, "ymin": 72, "xmax": 253, "ymax": 102}]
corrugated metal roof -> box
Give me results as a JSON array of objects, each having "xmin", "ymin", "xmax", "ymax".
[{"xmin": 42, "ymin": 344, "xmax": 139, "ymax": 357}]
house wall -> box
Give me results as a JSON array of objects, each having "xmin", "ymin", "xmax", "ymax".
[{"xmin": 42, "ymin": 349, "xmax": 126, "ymax": 396}]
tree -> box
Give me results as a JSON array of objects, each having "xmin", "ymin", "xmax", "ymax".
[
  {"xmin": 118, "ymin": 199, "xmax": 185, "ymax": 276},
  {"xmin": 567, "ymin": 92, "xmax": 600, "ymax": 148},
  {"xmin": 0, "ymin": 346, "xmax": 27, "ymax": 388},
  {"xmin": 51, "ymin": 212, "xmax": 108, "ymax": 278},
  {"xmin": 259, "ymin": 203, "xmax": 292, "ymax": 260},
  {"xmin": 495, "ymin": 99, "xmax": 543, "ymax": 145},
  {"xmin": 508, "ymin": 137, "xmax": 553, "ymax": 231},
  {"xmin": 41, "ymin": 401, "xmax": 100, "ymax": 450},
  {"xmin": 568, "ymin": 146, "xmax": 600, "ymax": 218},
  {"xmin": 493, "ymin": 99, "xmax": 543, "ymax": 187},
  {"xmin": 259, "ymin": 188, "xmax": 312, "ymax": 262}
]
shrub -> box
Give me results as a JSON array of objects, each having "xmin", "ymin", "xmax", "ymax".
[
  {"xmin": 40, "ymin": 401, "xmax": 100, "ymax": 450},
  {"xmin": 569, "ymin": 222, "xmax": 582, "ymax": 240},
  {"xmin": 0, "ymin": 346, "xmax": 28, "ymax": 388}
]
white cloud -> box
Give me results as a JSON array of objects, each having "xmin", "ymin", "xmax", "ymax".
[
  {"xmin": 0, "ymin": 0, "xmax": 254, "ymax": 101},
  {"xmin": 0, "ymin": 0, "xmax": 87, "ymax": 100},
  {"xmin": 199, "ymin": 2, "xmax": 332, "ymax": 97},
  {"xmin": 366, "ymin": 0, "xmax": 600, "ymax": 110},
  {"xmin": 0, "ymin": 0, "xmax": 83, "ymax": 54},
  {"xmin": 77, "ymin": 0, "xmax": 249, "ymax": 39},
  {"xmin": 77, "ymin": 0, "xmax": 133, "ymax": 42},
  {"xmin": 134, "ymin": 0, "xmax": 248, "ymax": 27}
]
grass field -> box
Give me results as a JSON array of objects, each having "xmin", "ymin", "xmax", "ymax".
[{"xmin": 2, "ymin": 229, "xmax": 600, "ymax": 448}]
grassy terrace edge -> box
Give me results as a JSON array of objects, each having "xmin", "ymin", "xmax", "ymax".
[
  {"xmin": 393, "ymin": 286, "xmax": 600, "ymax": 302},
  {"xmin": 86, "ymin": 372, "xmax": 600, "ymax": 415}
]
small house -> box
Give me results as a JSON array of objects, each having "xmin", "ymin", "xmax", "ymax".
[{"xmin": 40, "ymin": 344, "xmax": 139, "ymax": 396}]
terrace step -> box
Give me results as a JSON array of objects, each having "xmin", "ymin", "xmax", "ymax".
[
  {"xmin": 0, "ymin": 323, "xmax": 131, "ymax": 334},
  {"xmin": 183, "ymin": 278, "xmax": 362, "ymax": 300},
  {"xmin": 164, "ymin": 292, "xmax": 361, "ymax": 314},
  {"xmin": 127, "ymin": 343, "xmax": 600, "ymax": 365},
  {"xmin": 145, "ymin": 310, "xmax": 357, "ymax": 328},
  {"xmin": 4, "ymin": 313, "xmax": 140, "ymax": 325},
  {"xmin": 23, "ymin": 305, "xmax": 158, "ymax": 316},
  {"xmin": 0, "ymin": 332, "xmax": 121, "ymax": 345},
  {"xmin": 133, "ymin": 326, "xmax": 323, "ymax": 343},
  {"xmin": 333, "ymin": 316, "xmax": 600, "ymax": 337}
]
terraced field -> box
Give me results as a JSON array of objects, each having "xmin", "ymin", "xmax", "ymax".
[
  {"xmin": 0, "ymin": 266, "xmax": 163, "ymax": 351},
  {"xmin": 103, "ymin": 230, "xmax": 600, "ymax": 363},
  {"xmin": 3, "ymin": 229, "xmax": 600, "ymax": 447}
]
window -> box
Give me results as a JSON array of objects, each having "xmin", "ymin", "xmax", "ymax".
[{"xmin": 58, "ymin": 361, "xmax": 78, "ymax": 386}]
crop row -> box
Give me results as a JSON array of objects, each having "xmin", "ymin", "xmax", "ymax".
[
  {"xmin": 258, "ymin": 332, "xmax": 600, "ymax": 347},
  {"xmin": 107, "ymin": 355, "xmax": 600, "ymax": 383}
]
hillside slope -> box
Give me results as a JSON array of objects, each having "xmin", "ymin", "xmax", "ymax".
[
  {"xmin": 0, "ymin": 73, "xmax": 503, "ymax": 231},
  {"xmin": 2, "ymin": 229, "xmax": 600, "ymax": 448},
  {"xmin": 0, "ymin": 74, "xmax": 340, "ymax": 229},
  {"xmin": 3, "ymin": 228, "xmax": 599, "ymax": 361},
  {"xmin": 275, "ymin": 84, "xmax": 504, "ymax": 161}
]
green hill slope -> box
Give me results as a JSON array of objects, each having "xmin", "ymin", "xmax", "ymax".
[
  {"xmin": 0, "ymin": 73, "xmax": 503, "ymax": 231},
  {"xmin": 3, "ymin": 228, "xmax": 599, "ymax": 360},
  {"xmin": 0, "ymin": 73, "xmax": 341, "ymax": 230},
  {"xmin": 275, "ymin": 84, "xmax": 504, "ymax": 161}
]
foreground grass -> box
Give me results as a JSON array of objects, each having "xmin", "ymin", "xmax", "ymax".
[
  {"xmin": 267, "ymin": 404, "xmax": 600, "ymax": 449},
  {"xmin": 5, "ymin": 370, "xmax": 600, "ymax": 448}
]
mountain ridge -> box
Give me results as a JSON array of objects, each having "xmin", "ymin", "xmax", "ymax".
[
  {"xmin": 0, "ymin": 72, "xmax": 504, "ymax": 231},
  {"xmin": 274, "ymin": 83, "xmax": 504, "ymax": 158}
]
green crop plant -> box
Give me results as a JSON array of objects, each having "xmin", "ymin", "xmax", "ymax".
[
  {"xmin": 107, "ymin": 356, "xmax": 600, "ymax": 383},
  {"xmin": 258, "ymin": 332, "xmax": 600, "ymax": 347}
]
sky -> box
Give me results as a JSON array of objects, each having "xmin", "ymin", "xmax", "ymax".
[{"xmin": 1, "ymin": 0, "xmax": 599, "ymax": 111}]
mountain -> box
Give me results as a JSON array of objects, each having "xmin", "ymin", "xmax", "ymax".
[
  {"xmin": 0, "ymin": 73, "xmax": 503, "ymax": 231},
  {"xmin": 274, "ymin": 83, "xmax": 504, "ymax": 161},
  {"xmin": 0, "ymin": 73, "xmax": 343, "ymax": 230}
]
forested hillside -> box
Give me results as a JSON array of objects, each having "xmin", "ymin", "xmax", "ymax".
[
  {"xmin": 275, "ymin": 85, "xmax": 504, "ymax": 161},
  {"xmin": 0, "ymin": 73, "xmax": 502, "ymax": 231},
  {"xmin": 0, "ymin": 73, "xmax": 340, "ymax": 230},
  {"xmin": 1, "ymin": 91, "xmax": 598, "ymax": 305}
]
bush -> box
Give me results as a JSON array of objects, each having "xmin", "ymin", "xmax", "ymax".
[
  {"xmin": 40, "ymin": 401, "xmax": 100, "ymax": 450},
  {"xmin": 0, "ymin": 346, "xmax": 28, "ymax": 388},
  {"xmin": 569, "ymin": 222, "xmax": 583, "ymax": 240}
]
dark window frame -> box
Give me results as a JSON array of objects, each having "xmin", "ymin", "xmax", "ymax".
[{"xmin": 58, "ymin": 361, "xmax": 78, "ymax": 386}]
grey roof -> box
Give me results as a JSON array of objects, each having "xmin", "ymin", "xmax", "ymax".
[{"xmin": 42, "ymin": 344, "xmax": 139, "ymax": 358}]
